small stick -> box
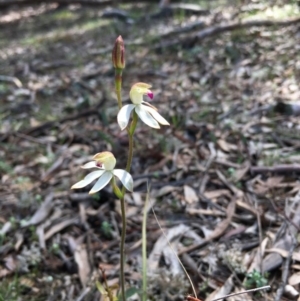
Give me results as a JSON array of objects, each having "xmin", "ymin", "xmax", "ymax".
[
  {"xmin": 187, "ymin": 285, "xmax": 270, "ymax": 301},
  {"xmin": 212, "ymin": 285, "xmax": 270, "ymax": 301}
]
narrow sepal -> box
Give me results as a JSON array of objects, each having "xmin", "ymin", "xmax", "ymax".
[
  {"xmin": 143, "ymin": 105, "xmax": 170, "ymax": 125},
  {"xmin": 113, "ymin": 169, "xmax": 134, "ymax": 192},
  {"xmin": 117, "ymin": 104, "xmax": 135, "ymax": 130},
  {"xmin": 71, "ymin": 170, "xmax": 105, "ymax": 189},
  {"xmin": 135, "ymin": 105, "xmax": 160, "ymax": 129},
  {"xmin": 89, "ymin": 171, "xmax": 113, "ymax": 194}
]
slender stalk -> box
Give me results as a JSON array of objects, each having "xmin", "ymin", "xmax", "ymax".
[
  {"xmin": 124, "ymin": 112, "xmax": 138, "ymax": 178},
  {"xmin": 118, "ymin": 110, "xmax": 138, "ymax": 301},
  {"xmin": 142, "ymin": 186, "xmax": 150, "ymax": 301},
  {"xmin": 119, "ymin": 196, "xmax": 127, "ymax": 301},
  {"xmin": 114, "ymin": 69, "xmax": 127, "ymax": 301},
  {"xmin": 115, "ymin": 69, "xmax": 123, "ymax": 110}
]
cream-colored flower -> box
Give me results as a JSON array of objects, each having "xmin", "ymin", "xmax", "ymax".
[
  {"xmin": 71, "ymin": 152, "xmax": 133, "ymax": 194},
  {"xmin": 117, "ymin": 83, "xmax": 170, "ymax": 130}
]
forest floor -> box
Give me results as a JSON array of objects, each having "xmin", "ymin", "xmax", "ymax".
[{"xmin": 1, "ymin": 1, "xmax": 300, "ymax": 301}]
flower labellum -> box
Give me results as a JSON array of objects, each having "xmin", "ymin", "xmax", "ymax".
[
  {"xmin": 71, "ymin": 151, "xmax": 133, "ymax": 194},
  {"xmin": 118, "ymin": 82, "xmax": 170, "ymax": 130},
  {"xmin": 112, "ymin": 35, "xmax": 125, "ymax": 70}
]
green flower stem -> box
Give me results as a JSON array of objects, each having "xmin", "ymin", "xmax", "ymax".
[
  {"xmin": 142, "ymin": 188, "xmax": 150, "ymax": 301},
  {"xmin": 115, "ymin": 75, "xmax": 138, "ymax": 301},
  {"xmin": 123, "ymin": 112, "xmax": 138, "ymax": 177},
  {"xmin": 114, "ymin": 67, "xmax": 126, "ymax": 301},
  {"xmin": 119, "ymin": 197, "xmax": 127, "ymax": 301},
  {"xmin": 115, "ymin": 69, "xmax": 123, "ymax": 110},
  {"xmin": 128, "ymin": 111, "xmax": 138, "ymax": 137},
  {"xmin": 114, "ymin": 61, "xmax": 138, "ymax": 300},
  {"xmin": 119, "ymin": 112, "xmax": 138, "ymax": 301}
]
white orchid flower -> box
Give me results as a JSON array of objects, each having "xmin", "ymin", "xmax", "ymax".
[
  {"xmin": 71, "ymin": 151, "xmax": 133, "ymax": 194},
  {"xmin": 117, "ymin": 82, "xmax": 170, "ymax": 130}
]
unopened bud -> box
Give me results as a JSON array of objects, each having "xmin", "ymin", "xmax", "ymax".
[{"xmin": 112, "ymin": 35, "xmax": 125, "ymax": 69}]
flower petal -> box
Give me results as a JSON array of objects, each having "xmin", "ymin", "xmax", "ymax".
[
  {"xmin": 143, "ymin": 105, "xmax": 170, "ymax": 125},
  {"xmin": 135, "ymin": 105, "xmax": 160, "ymax": 129},
  {"xmin": 113, "ymin": 169, "xmax": 133, "ymax": 192},
  {"xmin": 71, "ymin": 170, "xmax": 105, "ymax": 189},
  {"xmin": 81, "ymin": 161, "xmax": 98, "ymax": 169},
  {"xmin": 117, "ymin": 104, "xmax": 135, "ymax": 130},
  {"xmin": 89, "ymin": 171, "xmax": 112, "ymax": 194}
]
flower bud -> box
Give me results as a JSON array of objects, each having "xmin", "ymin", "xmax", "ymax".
[{"xmin": 112, "ymin": 35, "xmax": 125, "ymax": 69}]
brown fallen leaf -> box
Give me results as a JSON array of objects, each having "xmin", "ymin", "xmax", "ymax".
[
  {"xmin": 288, "ymin": 272, "xmax": 300, "ymax": 286},
  {"xmin": 217, "ymin": 139, "xmax": 231, "ymax": 152},
  {"xmin": 152, "ymin": 185, "xmax": 180, "ymax": 198},
  {"xmin": 44, "ymin": 217, "xmax": 78, "ymax": 241},
  {"xmin": 265, "ymin": 176, "xmax": 284, "ymax": 188},
  {"xmin": 22, "ymin": 193, "xmax": 53, "ymax": 227},
  {"xmin": 236, "ymin": 199, "xmax": 259, "ymax": 216},
  {"xmin": 254, "ymin": 177, "xmax": 284, "ymax": 195},
  {"xmin": 204, "ymin": 189, "xmax": 231, "ymax": 199},
  {"xmin": 75, "ymin": 244, "xmax": 91, "ymax": 287},
  {"xmin": 222, "ymin": 225, "xmax": 246, "ymax": 240},
  {"xmin": 184, "ymin": 185, "xmax": 198, "ymax": 203}
]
